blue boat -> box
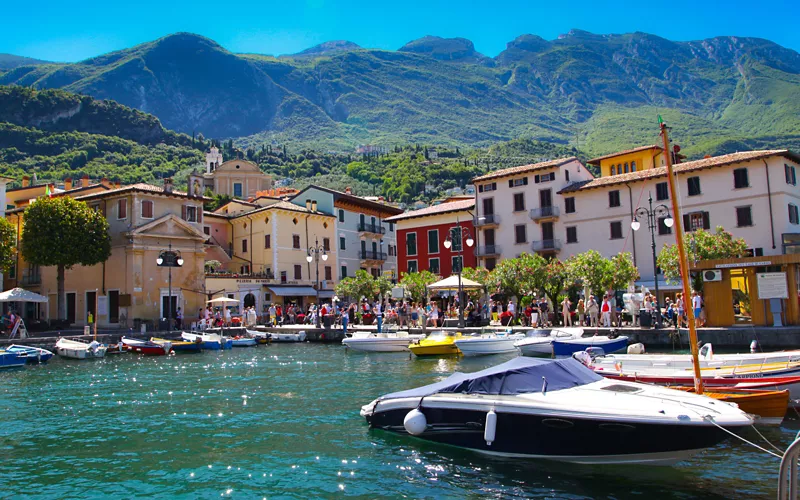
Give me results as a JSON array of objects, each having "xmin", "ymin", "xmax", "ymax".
[
  {"xmin": 6, "ymin": 345, "xmax": 54, "ymax": 363},
  {"xmin": 0, "ymin": 350, "xmax": 28, "ymax": 369},
  {"xmin": 181, "ymin": 332, "xmax": 232, "ymax": 350},
  {"xmin": 552, "ymin": 336, "xmax": 629, "ymax": 357}
]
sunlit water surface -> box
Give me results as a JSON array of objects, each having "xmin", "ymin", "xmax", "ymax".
[{"xmin": 0, "ymin": 344, "xmax": 792, "ymax": 498}]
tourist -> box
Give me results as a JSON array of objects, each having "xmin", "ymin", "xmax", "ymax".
[
  {"xmin": 586, "ymin": 295, "xmax": 599, "ymax": 327},
  {"xmin": 431, "ymin": 302, "xmax": 441, "ymax": 327},
  {"xmin": 224, "ymin": 306, "xmax": 232, "ymax": 327},
  {"xmin": 601, "ymin": 295, "xmax": 611, "ymax": 327},
  {"xmin": 268, "ymin": 303, "xmax": 277, "ymax": 326},
  {"xmin": 539, "ymin": 297, "xmax": 549, "ymax": 327},
  {"xmin": 375, "ymin": 300, "xmax": 383, "ymax": 333},
  {"xmin": 530, "ymin": 298, "xmax": 540, "ymax": 327},
  {"xmin": 490, "ymin": 300, "xmax": 499, "ymax": 324},
  {"xmin": 608, "ymin": 293, "xmax": 618, "ymax": 327},
  {"xmin": 175, "ymin": 307, "xmax": 182, "ymax": 330},
  {"xmin": 561, "ymin": 296, "xmax": 572, "ymax": 326},
  {"xmin": 507, "ymin": 300, "xmax": 516, "ymax": 324},
  {"xmin": 675, "ymin": 293, "xmax": 685, "ymax": 329},
  {"xmin": 576, "ymin": 298, "xmax": 585, "ymax": 326},
  {"xmin": 692, "ymin": 291, "xmax": 703, "ymax": 329},
  {"xmin": 523, "ymin": 302, "xmax": 533, "ymax": 327},
  {"xmin": 398, "ymin": 301, "xmax": 408, "ymax": 327}
]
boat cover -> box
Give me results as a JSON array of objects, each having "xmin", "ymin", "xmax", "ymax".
[{"xmin": 379, "ymin": 357, "xmax": 603, "ymax": 400}]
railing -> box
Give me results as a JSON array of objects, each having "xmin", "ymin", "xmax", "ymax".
[
  {"xmin": 357, "ymin": 222, "xmax": 386, "ymax": 235},
  {"xmin": 20, "ymin": 273, "xmax": 41, "ymax": 285},
  {"xmin": 529, "ymin": 206, "xmax": 560, "ymax": 220},
  {"xmin": 777, "ymin": 431, "xmax": 800, "ymax": 499},
  {"xmin": 475, "ymin": 244, "xmax": 502, "ymax": 257},
  {"xmin": 205, "ymin": 271, "xmax": 275, "ymax": 279},
  {"xmin": 532, "ymin": 239, "xmax": 562, "ymax": 252},
  {"xmin": 360, "ymin": 250, "xmax": 388, "ymax": 261},
  {"xmin": 474, "ymin": 214, "xmax": 500, "ymax": 227}
]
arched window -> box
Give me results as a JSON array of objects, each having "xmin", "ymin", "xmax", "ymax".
[
  {"xmin": 624, "ymin": 162, "xmax": 629, "ymax": 173},
  {"xmin": 610, "ymin": 165, "xmax": 616, "ymax": 175},
  {"xmin": 631, "ymin": 161, "xmax": 637, "ymax": 172}
]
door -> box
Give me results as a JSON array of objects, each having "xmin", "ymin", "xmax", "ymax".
[
  {"xmin": 484, "ymin": 228, "xmax": 496, "ymax": 253},
  {"xmin": 66, "ymin": 292, "xmax": 76, "ymax": 324},
  {"xmin": 109, "ymin": 291, "xmax": 120, "ymax": 324},
  {"xmin": 162, "ymin": 295, "xmax": 178, "ymax": 320},
  {"xmin": 86, "ymin": 291, "xmax": 97, "ymax": 323},
  {"xmin": 482, "ymin": 197, "xmax": 494, "ymax": 215},
  {"xmin": 371, "ymin": 241, "xmax": 377, "ymax": 258},
  {"xmin": 542, "ymin": 222, "xmax": 555, "ymax": 246},
  {"xmin": 361, "ymin": 240, "xmax": 367, "ymax": 258},
  {"xmin": 540, "ymin": 189, "xmax": 552, "ymax": 209}
]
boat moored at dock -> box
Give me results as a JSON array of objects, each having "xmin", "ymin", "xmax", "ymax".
[
  {"xmin": 55, "ymin": 338, "xmax": 107, "ymax": 359},
  {"xmin": 6, "ymin": 344, "xmax": 54, "ymax": 363},
  {"xmin": 0, "ymin": 349, "xmax": 28, "ymax": 368},
  {"xmin": 515, "ymin": 328, "xmax": 584, "ymax": 357},
  {"xmin": 410, "ymin": 331, "xmax": 463, "ymax": 356},
  {"xmin": 454, "ymin": 331, "xmax": 524, "ymax": 357},
  {"xmin": 343, "ymin": 331, "xmax": 423, "ymax": 352}
]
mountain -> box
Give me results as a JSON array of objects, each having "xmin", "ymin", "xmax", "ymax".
[
  {"xmin": 0, "ymin": 54, "xmax": 51, "ymax": 70},
  {"xmin": 2, "ymin": 30, "xmax": 799, "ymax": 156}
]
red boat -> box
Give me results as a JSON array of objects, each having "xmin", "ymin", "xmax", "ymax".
[{"xmin": 121, "ymin": 337, "xmax": 172, "ymax": 356}]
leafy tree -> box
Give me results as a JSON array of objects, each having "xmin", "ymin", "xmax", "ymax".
[
  {"xmin": 566, "ymin": 250, "xmax": 638, "ymax": 296},
  {"xmin": 335, "ymin": 270, "xmax": 391, "ymax": 302},
  {"xmin": 399, "ymin": 270, "xmax": 438, "ymax": 303},
  {"xmin": 21, "ymin": 197, "xmax": 111, "ymax": 320},
  {"xmin": 541, "ymin": 259, "xmax": 573, "ymax": 308},
  {"xmin": 490, "ymin": 252, "xmax": 547, "ymax": 300},
  {"xmin": 609, "ymin": 252, "xmax": 640, "ymax": 291},
  {"xmin": 0, "ymin": 217, "xmax": 16, "ymax": 272},
  {"xmin": 657, "ymin": 226, "xmax": 747, "ymax": 291},
  {"xmin": 460, "ymin": 266, "xmax": 492, "ymax": 301}
]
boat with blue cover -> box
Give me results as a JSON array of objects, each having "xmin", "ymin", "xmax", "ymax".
[
  {"xmin": 0, "ymin": 349, "xmax": 28, "ymax": 368},
  {"xmin": 361, "ymin": 357, "xmax": 753, "ymax": 465},
  {"xmin": 6, "ymin": 345, "xmax": 54, "ymax": 363},
  {"xmin": 181, "ymin": 332, "xmax": 232, "ymax": 350},
  {"xmin": 552, "ymin": 335, "xmax": 629, "ymax": 357}
]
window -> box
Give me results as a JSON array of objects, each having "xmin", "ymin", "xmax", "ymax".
[
  {"xmin": 534, "ymin": 172, "xmax": 556, "ymax": 183},
  {"xmin": 407, "ymin": 260, "xmax": 418, "ymax": 273},
  {"xmin": 292, "ymin": 234, "xmax": 301, "ymax": 249},
  {"xmin": 609, "ymin": 190, "xmax": 621, "ymax": 208},
  {"xmin": 478, "ymin": 182, "xmax": 497, "ymax": 193},
  {"xmin": 610, "ymin": 165, "xmax": 616, "ymax": 175},
  {"xmin": 341, "ymin": 266, "xmax": 348, "ymax": 279},
  {"xmin": 786, "ymin": 164, "xmax": 797, "ymax": 186},
  {"xmin": 324, "ymin": 266, "xmax": 332, "ymax": 281},
  {"xmin": 339, "ymin": 236, "xmax": 346, "ymax": 250},
  {"xmin": 566, "ymin": 226, "xmax": 577, "ymax": 244},
  {"xmin": 204, "ymin": 226, "xmax": 210, "ymax": 235},
  {"xmin": 241, "ymin": 239, "xmax": 248, "ymax": 253},
  {"xmin": 428, "ymin": 229, "xmax": 439, "ymax": 253},
  {"xmin": 565, "ymin": 170, "xmax": 570, "ymax": 182},
  {"xmin": 685, "ymin": 212, "xmax": 709, "ymax": 232},
  {"xmin": 733, "ymin": 168, "xmax": 749, "ymax": 189},
  {"xmin": 624, "ymin": 163, "xmax": 629, "ymax": 173},
  {"xmin": 233, "ymin": 183, "xmax": 243, "ymax": 198},
  {"xmin": 141, "ymin": 200, "xmax": 154, "ymax": 219},
  {"xmin": 509, "ymin": 177, "xmax": 528, "ymax": 187},
  {"xmin": 294, "ymin": 264, "xmax": 302, "ymax": 280},
  {"xmin": 452, "ymin": 256, "xmax": 463, "ymax": 273},
  {"xmin": 514, "ymin": 224, "xmax": 527, "ymax": 244},
  {"xmin": 513, "ymin": 193, "xmax": 525, "ymax": 212},
  {"xmin": 429, "ymin": 258, "xmax": 440, "ymax": 275},
  {"xmin": 687, "ymin": 177, "xmax": 701, "ymax": 196},
  {"xmin": 280, "ymin": 270, "xmax": 287, "ymax": 283},
  {"xmin": 117, "ymin": 199, "xmax": 127, "ymax": 219},
  {"xmin": 656, "ymin": 182, "xmax": 669, "ymax": 201},
  {"xmin": 406, "ymin": 232, "xmax": 417, "ymax": 256},
  {"xmin": 450, "ymin": 226, "xmax": 462, "ymax": 251},
  {"xmin": 265, "ymin": 234, "xmax": 271, "ymax": 249},
  {"xmin": 610, "ymin": 221, "xmax": 623, "ymax": 240},
  {"xmin": 565, "ymin": 197, "xmax": 576, "ymax": 214},
  {"xmin": 323, "ymin": 237, "xmax": 330, "ymax": 251},
  {"xmin": 485, "ymin": 258, "xmax": 496, "ymax": 271},
  {"xmin": 736, "ymin": 206, "xmax": 753, "ymax": 227},
  {"xmin": 184, "ymin": 205, "xmax": 198, "ymax": 222},
  {"xmin": 790, "ymin": 204, "xmax": 799, "ymax": 225},
  {"xmin": 658, "ymin": 216, "xmax": 672, "ymax": 235},
  {"xmin": 389, "ymin": 222, "xmax": 394, "ymax": 232},
  {"xmin": 631, "ymin": 161, "xmax": 637, "ymax": 172},
  {"xmin": 338, "ymin": 209, "xmax": 345, "ymax": 222}
]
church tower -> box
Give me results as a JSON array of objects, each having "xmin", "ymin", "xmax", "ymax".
[{"xmin": 206, "ymin": 146, "xmax": 223, "ymax": 173}]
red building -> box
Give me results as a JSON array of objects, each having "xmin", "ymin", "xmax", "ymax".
[{"xmin": 386, "ymin": 198, "xmax": 476, "ymax": 277}]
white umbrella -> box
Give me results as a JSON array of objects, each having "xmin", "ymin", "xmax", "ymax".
[
  {"xmin": 0, "ymin": 287, "xmax": 49, "ymax": 303},
  {"xmin": 427, "ymin": 275, "xmax": 484, "ymax": 292},
  {"xmin": 207, "ymin": 297, "xmax": 239, "ymax": 304}
]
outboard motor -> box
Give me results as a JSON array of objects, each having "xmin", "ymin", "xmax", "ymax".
[{"xmin": 572, "ymin": 351, "xmax": 593, "ymax": 367}]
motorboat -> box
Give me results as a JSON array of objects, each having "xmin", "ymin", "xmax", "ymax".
[
  {"xmin": 591, "ymin": 344, "xmax": 800, "ymax": 372},
  {"xmin": 121, "ymin": 337, "xmax": 171, "ymax": 356},
  {"xmin": 552, "ymin": 335, "xmax": 629, "ymax": 357},
  {"xmin": 55, "ymin": 338, "xmax": 107, "ymax": 359},
  {"xmin": 410, "ymin": 331, "xmax": 463, "ymax": 357},
  {"xmin": 6, "ymin": 344, "xmax": 54, "ymax": 363},
  {"xmin": 269, "ymin": 331, "xmax": 307, "ymax": 342},
  {"xmin": 230, "ymin": 336, "xmax": 257, "ymax": 347},
  {"xmin": 454, "ymin": 331, "xmax": 524, "ymax": 357},
  {"xmin": 360, "ymin": 357, "xmax": 753, "ymax": 465},
  {"xmin": 152, "ymin": 337, "xmax": 202, "ymax": 353},
  {"xmin": 246, "ymin": 329, "xmax": 271, "ymax": 344},
  {"xmin": 515, "ymin": 328, "xmax": 584, "ymax": 357},
  {"xmin": 181, "ymin": 332, "xmax": 232, "ymax": 350},
  {"xmin": 343, "ymin": 331, "xmax": 424, "ymax": 352},
  {"xmin": 0, "ymin": 349, "xmax": 27, "ymax": 368}
]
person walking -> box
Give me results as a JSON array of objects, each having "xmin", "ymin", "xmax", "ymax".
[
  {"xmin": 561, "ymin": 297, "xmax": 572, "ymax": 326},
  {"xmin": 375, "ymin": 300, "xmax": 383, "ymax": 333},
  {"xmin": 507, "ymin": 300, "xmax": 516, "ymax": 325},
  {"xmin": 692, "ymin": 291, "xmax": 703, "ymax": 329},
  {"xmin": 601, "ymin": 295, "xmax": 611, "ymax": 327},
  {"xmin": 224, "ymin": 306, "xmax": 232, "ymax": 327},
  {"xmin": 587, "ymin": 295, "xmax": 599, "ymax": 327},
  {"xmin": 175, "ymin": 307, "xmax": 183, "ymax": 330}
]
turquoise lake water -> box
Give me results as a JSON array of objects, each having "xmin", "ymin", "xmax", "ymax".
[{"xmin": 0, "ymin": 344, "xmax": 794, "ymax": 498}]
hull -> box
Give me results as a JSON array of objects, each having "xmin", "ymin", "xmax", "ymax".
[
  {"xmin": 553, "ymin": 337, "xmax": 628, "ymax": 357},
  {"xmin": 0, "ymin": 351, "xmax": 27, "ymax": 368},
  {"xmin": 596, "ymin": 348, "xmax": 800, "ymax": 371},
  {"xmin": 231, "ymin": 338, "xmax": 257, "ymax": 347},
  {"xmin": 152, "ymin": 338, "xmax": 202, "ymax": 352},
  {"xmin": 270, "ymin": 332, "xmax": 307, "ymax": 342},
  {"xmin": 122, "ymin": 338, "xmax": 171, "ymax": 356},
  {"xmin": 182, "ymin": 333, "xmax": 232, "ymax": 350},
  {"xmin": 55, "ymin": 339, "xmax": 107, "ymax": 359},
  {"xmin": 7, "ymin": 345, "xmax": 54, "ymax": 363},
  {"xmin": 517, "ymin": 341, "xmax": 554, "ymax": 357},
  {"xmin": 670, "ymin": 387, "xmax": 788, "ymax": 426},
  {"xmin": 410, "ymin": 344, "xmax": 461, "ymax": 356},
  {"xmin": 454, "ymin": 338, "xmax": 518, "ymax": 356},
  {"xmin": 343, "ymin": 338, "xmax": 412, "ymax": 352}
]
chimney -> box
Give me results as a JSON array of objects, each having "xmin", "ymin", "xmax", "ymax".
[
  {"xmin": 64, "ymin": 177, "xmax": 73, "ymax": 191},
  {"xmin": 163, "ymin": 177, "xmax": 173, "ymax": 193},
  {"xmin": 115, "ymin": 180, "xmax": 122, "ymax": 189},
  {"xmin": 345, "ymin": 186, "xmax": 352, "ymax": 195},
  {"xmin": 82, "ymin": 174, "xmax": 90, "ymax": 188},
  {"xmin": 21, "ymin": 176, "xmax": 30, "ymax": 188},
  {"xmin": 101, "ymin": 177, "xmax": 110, "ymax": 188}
]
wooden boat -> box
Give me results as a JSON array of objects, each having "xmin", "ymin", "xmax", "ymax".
[
  {"xmin": 591, "ymin": 344, "xmax": 800, "ymax": 372},
  {"xmin": 0, "ymin": 349, "xmax": 27, "ymax": 368},
  {"xmin": 105, "ymin": 343, "xmax": 126, "ymax": 354},
  {"xmin": 121, "ymin": 337, "xmax": 171, "ymax": 356},
  {"xmin": 6, "ymin": 344, "xmax": 54, "ymax": 363},
  {"xmin": 55, "ymin": 338, "xmax": 107, "ymax": 359},
  {"xmin": 669, "ymin": 386, "xmax": 789, "ymax": 426},
  {"xmin": 152, "ymin": 337, "xmax": 202, "ymax": 352},
  {"xmin": 410, "ymin": 331, "xmax": 463, "ymax": 356}
]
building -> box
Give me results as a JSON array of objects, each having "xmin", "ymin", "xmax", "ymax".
[
  {"xmin": 386, "ymin": 198, "xmax": 476, "ymax": 277},
  {"xmin": 187, "ymin": 147, "xmax": 273, "ymax": 199},
  {"xmin": 289, "ymin": 185, "xmax": 403, "ymax": 281},
  {"xmin": 471, "ymin": 157, "xmax": 595, "ymax": 270}
]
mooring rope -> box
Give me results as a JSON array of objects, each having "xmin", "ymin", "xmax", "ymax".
[
  {"xmin": 750, "ymin": 423, "xmax": 785, "ymax": 454},
  {"xmin": 702, "ymin": 416, "xmax": 782, "ymax": 459}
]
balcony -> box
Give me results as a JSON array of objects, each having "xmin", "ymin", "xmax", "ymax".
[
  {"xmin": 475, "ymin": 244, "xmax": 502, "ymax": 257},
  {"xmin": 360, "ymin": 250, "xmax": 388, "ymax": 261},
  {"xmin": 20, "ymin": 273, "xmax": 41, "ymax": 286},
  {"xmin": 474, "ymin": 214, "xmax": 500, "ymax": 227},
  {"xmin": 358, "ymin": 222, "xmax": 385, "ymax": 235},
  {"xmin": 532, "ymin": 239, "xmax": 562, "ymax": 253},
  {"xmin": 529, "ymin": 206, "xmax": 560, "ymax": 221}
]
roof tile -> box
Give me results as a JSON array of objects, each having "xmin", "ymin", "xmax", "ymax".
[
  {"xmin": 386, "ymin": 199, "xmax": 475, "ymax": 222},
  {"xmin": 471, "ymin": 157, "xmax": 578, "ymax": 183}
]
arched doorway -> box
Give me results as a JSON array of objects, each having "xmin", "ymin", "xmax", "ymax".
[{"xmin": 243, "ymin": 293, "xmax": 256, "ymax": 309}]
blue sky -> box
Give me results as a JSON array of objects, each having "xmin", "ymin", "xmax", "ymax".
[{"xmin": 4, "ymin": 0, "xmax": 799, "ymax": 62}]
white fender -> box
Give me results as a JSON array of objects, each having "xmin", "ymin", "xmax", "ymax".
[
  {"xmin": 403, "ymin": 409, "xmax": 427, "ymax": 436},
  {"xmin": 750, "ymin": 340, "xmax": 758, "ymax": 353},
  {"xmin": 627, "ymin": 343, "xmax": 646, "ymax": 355},
  {"xmin": 484, "ymin": 409, "xmax": 497, "ymax": 446}
]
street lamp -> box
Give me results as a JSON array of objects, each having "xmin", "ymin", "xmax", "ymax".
[
  {"xmin": 306, "ymin": 237, "xmax": 328, "ymax": 329},
  {"xmin": 157, "ymin": 243, "xmax": 183, "ymax": 331},
  {"xmin": 443, "ymin": 217, "xmax": 475, "ymax": 328},
  {"xmin": 631, "ymin": 193, "xmax": 673, "ymax": 328}
]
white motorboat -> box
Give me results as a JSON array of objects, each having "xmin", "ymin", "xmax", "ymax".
[
  {"xmin": 515, "ymin": 328, "xmax": 584, "ymax": 357},
  {"xmin": 361, "ymin": 357, "xmax": 754, "ymax": 465},
  {"xmin": 181, "ymin": 332, "xmax": 232, "ymax": 350},
  {"xmin": 454, "ymin": 331, "xmax": 524, "ymax": 357},
  {"xmin": 342, "ymin": 331, "xmax": 424, "ymax": 352},
  {"xmin": 55, "ymin": 338, "xmax": 107, "ymax": 359}
]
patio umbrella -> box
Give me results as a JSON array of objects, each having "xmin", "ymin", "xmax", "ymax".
[
  {"xmin": 207, "ymin": 297, "xmax": 240, "ymax": 304},
  {"xmin": 0, "ymin": 287, "xmax": 49, "ymax": 303},
  {"xmin": 426, "ymin": 275, "xmax": 484, "ymax": 292}
]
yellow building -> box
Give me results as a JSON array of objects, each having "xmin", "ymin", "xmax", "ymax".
[{"xmin": 588, "ymin": 145, "xmax": 669, "ymax": 177}]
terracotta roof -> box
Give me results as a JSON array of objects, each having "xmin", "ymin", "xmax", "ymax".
[
  {"xmin": 386, "ymin": 199, "xmax": 475, "ymax": 222},
  {"xmin": 587, "ymin": 145, "xmax": 662, "ymax": 165},
  {"xmin": 292, "ymin": 185, "xmax": 404, "ymax": 215},
  {"xmin": 471, "ymin": 157, "xmax": 578, "ymax": 183},
  {"xmin": 229, "ymin": 200, "xmax": 333, "ymax": 219},
  {"xmin": 73, "ymin": 183, "xmax": 208, "ymax": 201},
  {"xmin": 559, "ymin": 150, "xmax": 800, "ymax": 194}
]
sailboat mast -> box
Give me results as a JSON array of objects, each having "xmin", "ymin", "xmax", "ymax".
[{"xmin": 660, "ymin": 121, "xmax": 704, "ymax": 394}]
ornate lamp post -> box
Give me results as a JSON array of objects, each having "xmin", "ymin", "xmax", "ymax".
[
  {"xmin": 631, "ymin": 193, "xmax": 673, "ymax": 328},
  {"xmin": 306, "ymin": 237, "xmax": 328, "ymax": 329},
  {"xmin": 443, "ymin": 217, "xmax": 474, "ymax": 328},
  {"xmin": 156, "ymin": 243, "xmax": 184, "ymax": 331}
]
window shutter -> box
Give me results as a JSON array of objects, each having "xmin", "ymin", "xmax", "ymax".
[
  {"xmin": 198, "ymin": 208, "xmax": 203, "ymax": 223},
  {"xmin": 509, "ymin": 179, "xmax": 514, "ymax": 188},
  {"xmin": 683, "ymin": 214, "xmax": 690, "ymax": 231},
  {"xmin": 492, "ymin": 182, "xmax": 496, "ymax": 191},
  {"xmin": 702, "ymin": 212, "xmax": 710, "ymax": 230},
  {"xmin": 523, "ymin": 177, "xmax": 528, "ymax": 185},
  {"xmin": 181, "ymin": 205, "xmax": 187, "ymax": 220},
  {"xmin": 478, "ymin": 185, "xmax": 484, "ymax": 193},
  {"xmin": 534, "ymin": 175, "xmax": 540, "ymax": 183}
]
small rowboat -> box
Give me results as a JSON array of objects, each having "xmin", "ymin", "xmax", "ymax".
[
  {"xmin": 121, "ymin": 337, "xmax": 171, "ymax": 356},
  {"xmin": 6, "ymin": 344, "xmax": 54, "ymax": 363},
  {"xmin": 230, "ymin": 337, "xmax": 257, "ymax": 347},
  {"xmin": 152, "ymin": 337, "xmax": 202, "ymax": 352},
  {"xmin": 670, "ymin": 386, "xmax": 789, "ymax": 426},
  {"xmin": 55, "ymin": 338, "xmax": 107, "ymax": 359},
  {"xmin": 0, "ymin": 349, "xmax": 27, "ymax": 368}
]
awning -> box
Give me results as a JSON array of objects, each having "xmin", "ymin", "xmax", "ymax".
[
  {"xmin": 267, "ymin": 286, "xmax": 319, "ymax": 297},
  {"xmin": 635, "ymin": 279, "xmax": 684, "ymax": 291},
  {"xmin": 427, "ymin": 275, "xmax": 484, "ymax": 291},
  {"xmin": 0, "ymin": 287, "xmax": 48, "ymax": 303}
]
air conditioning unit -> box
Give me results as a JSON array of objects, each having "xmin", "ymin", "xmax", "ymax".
[{"xmin": 703, "ymin": 270, "xmax": 722, "ymax": 282}]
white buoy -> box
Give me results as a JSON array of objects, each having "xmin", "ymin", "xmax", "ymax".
[
  {"xmin": 484, "ymin": 409, "xmax": 497, "ymax": 446},
  {"xmin": 750, "ymin": 340, "xmax": 758, "ymax": 353},
  {"xmin": 403, "ymin": 409, "xmax": 427, "ymax": 436},
  {"xmin": 627, "ymin": 343, "xmax": 646, "ymax": 355}
]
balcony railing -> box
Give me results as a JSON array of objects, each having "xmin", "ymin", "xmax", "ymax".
[
  {"xmin": 529, "ymin": 206, "xmax": 560, "ymax": 220},
  {"xmin": 475, "ymin": 244, "xmax": 502, "ymax": 257},
  {"xmin": 357, "ymin": 222, "xmax": 386, "ymax": 235},
  {"xmin": 532, "ymin": 239, "xmax": 562, "ymax": 252},
  {"xmin": 205, "ymin": 271, "xmax": 276, "ymax": 280},
  {"xmin": 20, "ymin": 274, "xmax": 41, "ymax": 286},
  {"xmin": 360, "ymin": 250, "xmax": 388, "ymax": 261},
  {"xmin": 474, "ymin": 214, "xmax": 500, "ymax": 227}
]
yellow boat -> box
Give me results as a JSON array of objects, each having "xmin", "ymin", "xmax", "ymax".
[{"xmin": 410, "ymin": 331, "xmax": 463, "ymax": 357}]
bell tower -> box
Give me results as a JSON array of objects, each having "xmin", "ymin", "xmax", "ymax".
[{"xmin": 206, "ymin": 146, "xmax": 223, "ymax": 173}]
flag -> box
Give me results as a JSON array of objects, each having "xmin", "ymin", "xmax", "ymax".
[
  {"xmin": 44, "ymin": 185, "xmax": 51, "ymax": 198},
  {"xmin": 657, "ymin": 114, "xmax": 664, "ymax": 125}
]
